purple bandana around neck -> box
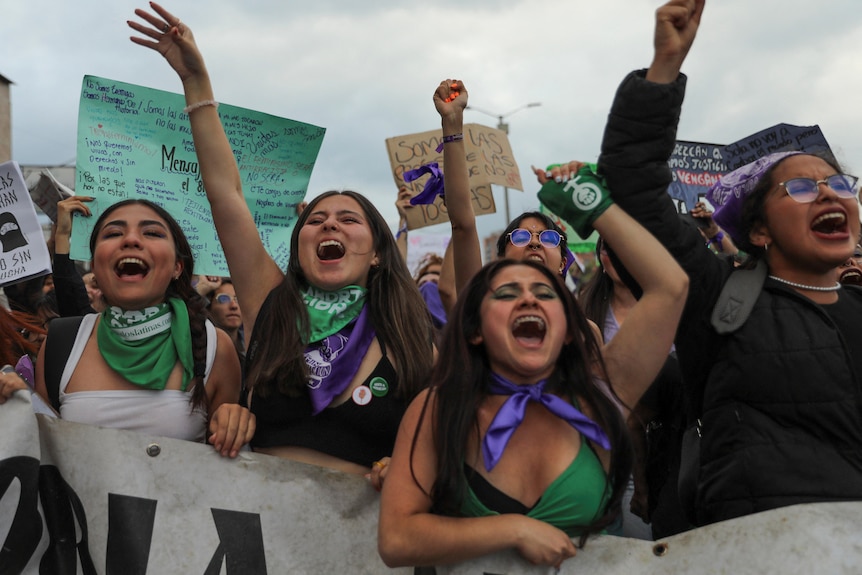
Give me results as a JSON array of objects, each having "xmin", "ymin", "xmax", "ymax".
[
  {"xmin": 305, "ymin": 304, "xmax": 377, "ymax": 415},
  {"xmin": 482, "ymin": 372, "xmax": 612, "ymax": 472},
  {"xmin": 404, "ymin": 163, "xmax": 445, "ymax": 205}
]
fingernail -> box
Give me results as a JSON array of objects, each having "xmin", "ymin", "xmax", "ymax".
[
  {"xmin": 555, "ymin": 176, "xmax": 563, "ymax": 183},
  {"xmin": 546, "ymin": 171, "xmax": 553, "ymax": 178}
]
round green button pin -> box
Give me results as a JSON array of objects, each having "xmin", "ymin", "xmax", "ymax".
[{"xmin": 369, "ymin": 377, "xmax": 389, "ymax": 397}]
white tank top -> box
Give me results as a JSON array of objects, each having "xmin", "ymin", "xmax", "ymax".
[{"xmin": 59, "ymin": 314, "xmax": 217, "ymax": 442}]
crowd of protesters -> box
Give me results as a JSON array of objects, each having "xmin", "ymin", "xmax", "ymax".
[{"xmin": 5, "ymin": 0, "xmax": 862, "ymax": 571}]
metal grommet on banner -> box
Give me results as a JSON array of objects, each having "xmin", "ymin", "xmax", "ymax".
[{"xmin": 146, "ymin": 443, "xmax": 161, "ymax": 457}]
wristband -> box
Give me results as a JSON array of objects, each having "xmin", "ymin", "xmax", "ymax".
[
  {"xmin": 537, "ymin": 163, "xmax": 613, "ymax": 240},
  {"xmin": 434, "ymin": 133, "xmax": 464, "ymax": 153},
  {"xmin": 709, "ymin": 231, "xmax": 725, "ymax": 244},
  {"xmin": 396, "ymin": 223, "xmax": 408, "ymax": 239},
  {"xmin": 183, "ymin": 99, "xmax": 219, "ymax": 114}
]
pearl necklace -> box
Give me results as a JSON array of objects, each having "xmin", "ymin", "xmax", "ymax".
[{"xmin": 768, "ymin": 275, "xmax": 842, "ymax": 292}]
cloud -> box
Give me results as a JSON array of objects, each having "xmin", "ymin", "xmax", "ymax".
[{"xmin": 4, "ymin": 0, "xmax": 862, "ymax": 239}]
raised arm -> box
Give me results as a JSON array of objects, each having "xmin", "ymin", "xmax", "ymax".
[
  {"xmin": 591, "ymin": 206, "xmax": 688, "ymax": 409},
  {"xmin": 646, "ymin": 0, "xmax": 705, "ymax": 84},
  {"xmin": 597, "ymin": 0, "xmax": 719, "ymax": 312},
  {"xmin": 537, "ymin": 163, "xmax": 688, "ymax": 409},
  {"xmin": 128, "ymin": 3, "xmax": 284, "ymax": 335},
  {"xmin": 436, "ymin": 239, "xmax": 456, "ymax": 314},
  {"xmin": 394, "ymin": 186, "xmax": 411, "ymax": 263},
  {"xmin": 378, "ymin": 390, "xmax": 577, "ymax": 569},
  {"xmin": 53, "ymin": 197, "xmax": 96, "ymax": 316},
  {"xmin": 434, "ymin": 80, "xmax": 482, "ymax": 294}
]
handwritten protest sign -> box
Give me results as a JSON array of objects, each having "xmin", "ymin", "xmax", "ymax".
[
  {"xmin": 26, "ymin": 169, "xmax": 73, "ymax": 223},
  {"xmin": 386, "ymin": 122, "xmax": 522, "ymax": 230},
  {"xmin": 72, "ymin": 76, "xmax": 325, "ymax": 275},
  {"xmin": 0, "ymin": 161, "xmax": 52, "ymax": 286},
  {"xmin": 667, "ymin": 140, "xmax": 727, "ymax": 212},
  {"xmin": 720, "ymin": 124, "xmax": 833, "ymax": 171}
]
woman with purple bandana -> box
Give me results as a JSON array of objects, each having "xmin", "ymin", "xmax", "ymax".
[
  {"xmin": 378, "ymin": 166, "xmax": 687, "ymax": 565},
  {"xmin": 129, "ymin": 4, "xmax": 434, "ymax": 480},
  {"xmin": 598, "ymin": 0, "xmax": 862, "ymax": 527}
]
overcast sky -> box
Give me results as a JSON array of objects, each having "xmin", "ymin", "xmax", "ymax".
[{"xmin": 4, "ymin": 0, "xmax": 862, "ymax": 240}]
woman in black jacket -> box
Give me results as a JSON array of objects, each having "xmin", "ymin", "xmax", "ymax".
[{"xmin": 598, "ymin": 0, "xmax": 862, "ymax": 527}]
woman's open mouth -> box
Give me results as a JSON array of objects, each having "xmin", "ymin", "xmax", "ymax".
[
  {"xmin": 512, "ymin": 315, "xmax": 546, "ymax": 345},
  {"xmin": 317, "ymin": 240, "xmax": 345, "ymax": 261},
  {"xmin": 840, "ymin": 267, "xmax": 862, "ymax": 286},
  {"xmin": 811, "ymin": 211, "xmax": 848, "ymax": 236},
  {"xmin": 115, "ymin": 257, "xmax": 149, "ymax": 279}
]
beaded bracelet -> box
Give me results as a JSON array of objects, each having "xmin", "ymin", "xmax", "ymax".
[
  {"xmin": 183, "ymin": 99, "xmax": 219, "ymax": 114},
  {"xmin": 435, "ymin": 133, "xmax": 464, "ymax": 153}
]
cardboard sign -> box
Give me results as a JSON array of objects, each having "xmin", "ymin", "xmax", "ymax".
[
  {"xmin": 720, "ymin": 124, "xmax": 834, "ymax": 171},
  {"xmin": 0, "ymin": 161, "xmax": 52, "ymax": 286},
  {"xmin": 667, "ymin": 140, "xmax": 728, "ymax": 212},
  {"xmin": 385, "ymin": 122, "xmax": 523, "ymax": 230},
  {"xmin": 26, "ymin": 169, "xmax": 74, "ymax": 223},
  {"xmin": 72, "ymin": 76, "xmax": 325, "ymax": 274}
]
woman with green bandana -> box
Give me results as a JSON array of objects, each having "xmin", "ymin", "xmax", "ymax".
[
  {"xmin": 129, "ymin": 4, "xmax": 434, "ymax": 480},
  {"xmin": 32, "ymin": 199, "xmax": 252, "ymax": 457}
]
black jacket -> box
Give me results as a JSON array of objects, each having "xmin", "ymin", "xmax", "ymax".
[{"xmin": 598, "ymin": 70, "xmax": 862, "ymax": 526}]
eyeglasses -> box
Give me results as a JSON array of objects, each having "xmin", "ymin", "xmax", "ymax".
[
  {"xmin": 777, "ymin": 174, "xmax": 859, "ymax": 203},
  {"xmin": 507, "ymin": 228, "xmax": 565, "ymax": 249},
  {"xmin": 214, "ymin": 294, "xmax": 239, "ymax": 305}
]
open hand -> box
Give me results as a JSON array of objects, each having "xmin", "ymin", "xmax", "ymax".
[{"xmin": 128, "ymin": 2, "xmax": 206, "ymax": 82}]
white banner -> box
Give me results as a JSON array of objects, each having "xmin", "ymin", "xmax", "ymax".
[{"xmin": 2, "ymin": 391, "xmax": 861, "ymax": 574}]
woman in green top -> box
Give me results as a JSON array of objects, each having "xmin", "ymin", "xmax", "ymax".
[{"xmin": 380, "ymin": 238, "xmax": 687, "ymax": 568}]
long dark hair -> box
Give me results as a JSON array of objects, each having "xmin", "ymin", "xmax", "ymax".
[
  {"xmin": 579, "ymin": 238, "xmax": 614, "ymax": 327},
  {"xmin": 246, "ymin": 190, "xmax": 434, "ymax": 403},
  {"xmin": 411, "ymin": 259, "xmax": 632, "ymax": 544},
  {"xmin": 89, "ymin": 199, "xmax": 210, "ymax": 411}
]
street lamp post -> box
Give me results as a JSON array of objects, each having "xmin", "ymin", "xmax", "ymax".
[{"xmin": 465, "ymin": 102, "xmax": 541, "ymax": 224}]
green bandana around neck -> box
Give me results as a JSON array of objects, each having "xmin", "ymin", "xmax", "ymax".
[
  {"xmin": 97, "ymin": 298, "xmax": 195, "ymax": 391},
  {"xmin": 302, "ymin": 285, "xmax": 368, "ymax": 343}
]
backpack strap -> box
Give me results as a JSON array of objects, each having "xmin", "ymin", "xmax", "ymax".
[
  {"xmin": 710, "ymin": 259, "xmax": 767, "ymax": 334},
  {"xmin": 44, "ymin": 316, "xmax": 85, "ymax": 412}
]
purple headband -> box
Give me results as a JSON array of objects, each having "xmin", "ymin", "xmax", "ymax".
[{"xmin": 706, "ymin": 151, "xmax": 804, "ymax": 246}]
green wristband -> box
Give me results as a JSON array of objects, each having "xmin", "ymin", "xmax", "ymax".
[{"xmin": 537, "ymin": 163, "xmax": 613, "ymax": 239}]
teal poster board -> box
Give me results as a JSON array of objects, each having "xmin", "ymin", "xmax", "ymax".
[{"xmin": 72, "ymin": 75, "xmax": 325, "ymax": 275}]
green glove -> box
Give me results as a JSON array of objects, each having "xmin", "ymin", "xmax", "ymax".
[{"xmin": 537, "ymin": 163, "xmax": 613, "ymax": 240}]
